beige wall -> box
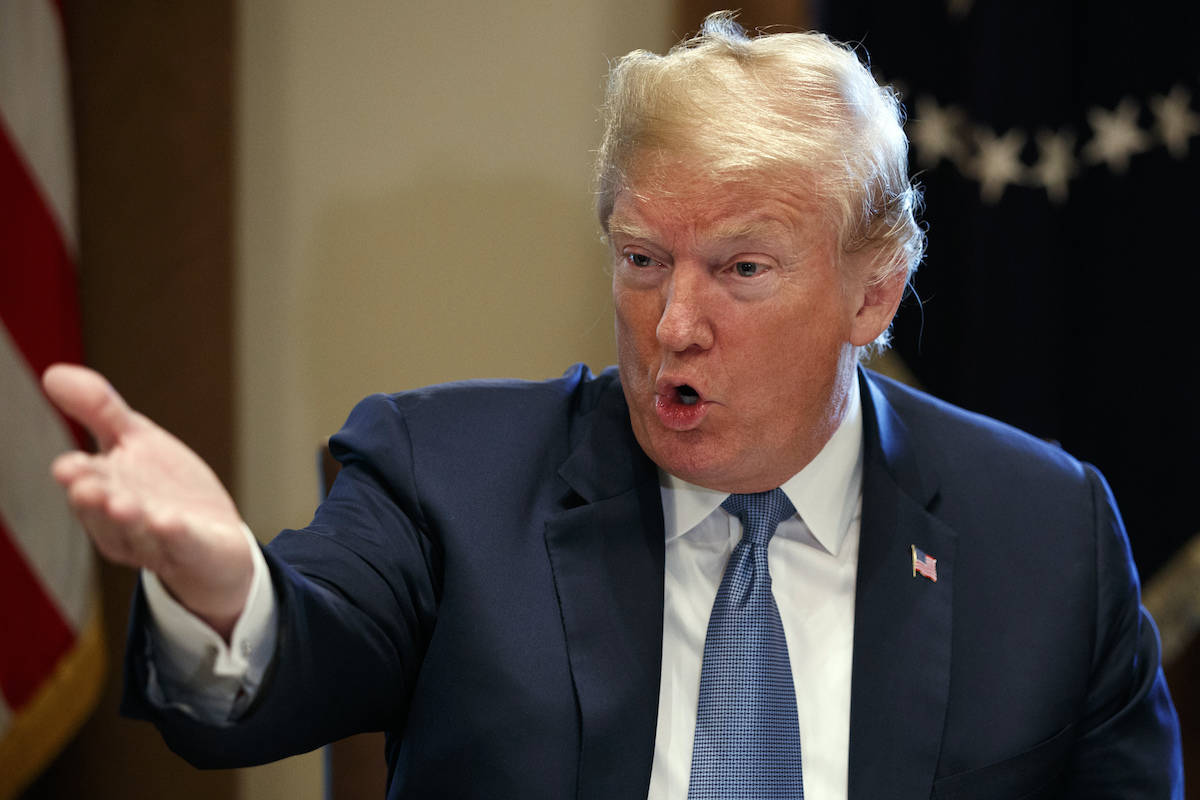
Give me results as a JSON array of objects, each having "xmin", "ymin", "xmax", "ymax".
[{"xmin": 235, "ymin": 2, "xmax": 673, "ymax": 797}]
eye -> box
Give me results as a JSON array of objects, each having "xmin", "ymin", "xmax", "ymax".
[
  {"xmin": 626, "ymin": 252, "xmax": 658, "ymax": 268},
  {"xmin": 733, "ymin": 261, "xmax": 763, "ymax": 277}
]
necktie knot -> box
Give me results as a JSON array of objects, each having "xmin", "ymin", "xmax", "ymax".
[{"xmin": 721, "ymin": 488, "xmax": 796, "ymax": 550}]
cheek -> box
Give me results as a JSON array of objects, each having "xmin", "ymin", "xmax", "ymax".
[
  {"xmin": 613, "ymin": 293, "xmax": 651, "ymax": 387},
  {"xmin": 613, "ymin": 289, "xmax": 660, "ymax": 348},
  {"xmin": 612, "ymin": 291, "xmax": 634, "ymax": 351},
  {"xmin": 784, "ymin": 278, "xmax": 858, "ymax": 345}
]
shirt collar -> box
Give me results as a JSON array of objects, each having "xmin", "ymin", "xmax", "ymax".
[{"xmin": 659, "ymin": 377, "xmax": 864, "ymax": 557}]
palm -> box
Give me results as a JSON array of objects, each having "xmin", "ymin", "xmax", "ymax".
[
  {"xmin": 43, "ymin": 364, "xmax": 252, "ymax": 636},
  {"xmin": 104, "ymin": 417, "xmax": 238, "ymax": 533}
]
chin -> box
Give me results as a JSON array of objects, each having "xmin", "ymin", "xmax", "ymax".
[{"xmin": 640, "ymin": 430, "xmax": 735, "ymax": 489}]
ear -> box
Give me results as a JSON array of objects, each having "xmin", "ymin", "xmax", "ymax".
[{"xmin": 848, "ymin": 261, "xmax": 908, "ymax": 347}]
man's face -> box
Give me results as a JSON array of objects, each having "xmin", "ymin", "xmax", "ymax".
[{"xmin": 610, "ymin": 171, "xmax": 890, "ymax": 493}]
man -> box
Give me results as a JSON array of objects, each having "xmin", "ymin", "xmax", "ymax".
[{"xmin": 44, "ymin": 12, "xmax": 1181, "ymax": 799}]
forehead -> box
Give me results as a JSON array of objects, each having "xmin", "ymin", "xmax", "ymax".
[{"xmin": 607, "ymin": 173, "xmax": 831, "ymax": 251}]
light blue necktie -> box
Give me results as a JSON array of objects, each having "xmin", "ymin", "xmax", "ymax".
[{"xmin": 687, "ymin": 488, "xmax": 804, "ymax": 799}]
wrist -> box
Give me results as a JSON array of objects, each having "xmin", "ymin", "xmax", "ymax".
[{"xmin": 155, "ymin": 522, "xmax": 255, "ymax": 643}]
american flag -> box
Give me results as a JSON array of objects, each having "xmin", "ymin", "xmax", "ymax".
[
  {"xmin": 0, "ymin": 1, "xmax": 105, "ymax": 795},
  {"xmin": 912, "ymin": 545, "xmax": 938, "ymax": 582}
]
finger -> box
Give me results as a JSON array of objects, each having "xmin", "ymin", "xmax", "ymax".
[
  {"xmin": 67, "ymin": 472, "xmax": 112, "ymax": 511},
  {"xmin": 50, "ymin": 451, "xmax": 100, "ymax": 484},
  {"xmin": 42, "ymin": 364, "xmax": 139, "ymax": 451},
  {"xmin": 106, "ymin": 488, "xmax": 145, "ymax": 526},
  {"xmin": 70, "ymin": 479, "xmax": 169, "ymax": 571}
]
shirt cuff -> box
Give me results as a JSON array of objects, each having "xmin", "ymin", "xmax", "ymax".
[{"xmin": 142, "ymin": 523, "xmax": 278, "ymax": 721}]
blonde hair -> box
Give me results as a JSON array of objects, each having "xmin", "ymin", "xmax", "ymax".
[{"xmin": 596, "ymin": 11, "xmax": 924, "ymax": 300}]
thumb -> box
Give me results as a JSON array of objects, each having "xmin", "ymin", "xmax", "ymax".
[{"xmin": 42, "ymin": 364, "xmax": 139, "ymax": 451}]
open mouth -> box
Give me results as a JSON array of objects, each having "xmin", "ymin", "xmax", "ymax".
[{"xmin": 654, "ymin": 380, "xmax": 710, "ymax": 430}]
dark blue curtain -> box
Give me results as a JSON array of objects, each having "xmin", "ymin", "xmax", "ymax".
[{"xmin": 818, "ymin": 0, "xmax": 1200, "ymax": 579}]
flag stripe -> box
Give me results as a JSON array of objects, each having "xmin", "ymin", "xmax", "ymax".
[
  {"xmin": 0, "ymin": 0, "xmax": 104, "ymax": 789},
  {"xmin": 0, "ymin": 512, "xmax": 74, "ymax": 710},
  {"xmin": 0, "ymin": 0, "xmax": 77, "ymax": 250},
  {"xmin": 0, "ymin": 325, "xmax": 93, "ymax": 630},
  {"xmin": 0, "ymin": 117, "xmax": 84, "ymax": 386},
  {"xmin": 0, "ymin": 602, "xmax": 105, "ymax": 799}
]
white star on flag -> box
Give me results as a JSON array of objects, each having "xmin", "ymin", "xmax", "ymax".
[
  {"xmin": 1149, "ymin": 85, "xmax": 1200, "ymax": 159},
  {"xmin": 1029, "ymin": 129, "xmax": 1077, "ymax": 204},
  {"xmin": 971, "ymin": 126, "xmax": 1026, "ymax": 204},
  {"xmin": 1083, "ymin": 97, "xmax": 1152, "ymax": 174},
  {"xmin": 909, "ymin": 96, "xmax": 968, "ymax": 169}
]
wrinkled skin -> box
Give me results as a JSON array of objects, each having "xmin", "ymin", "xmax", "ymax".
[{"xmin": 609, "ymin": 173, "xmax": 905, "ymax": 493}]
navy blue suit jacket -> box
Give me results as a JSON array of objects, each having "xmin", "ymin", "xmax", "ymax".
[{"xmin": 122, "ymin": 365, "xmax": 1182, "ymax": 798}]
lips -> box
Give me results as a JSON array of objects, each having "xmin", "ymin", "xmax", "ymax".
[{"xmin": 653, "ymin": 378, "xmax": 711, "ymax": 431}]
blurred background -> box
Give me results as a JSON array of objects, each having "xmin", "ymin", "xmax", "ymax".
[{"xmin": 2, "ymin": 1, "xmax": 1196, "ymax": 798}]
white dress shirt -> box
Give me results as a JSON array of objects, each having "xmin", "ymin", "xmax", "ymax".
[
  {"xmin": 144, "ymin": 382, "xmax": 863, "ymax": 799},
  {"xmin": 141, "ymin": 524, "xmax": 276, "ymax": 720},
  {"xmin": 647, "ymin": 380, "xmax": 864, "ymax": 800}
]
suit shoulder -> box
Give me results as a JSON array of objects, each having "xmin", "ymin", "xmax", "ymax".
[
  {"xmin": 347, "ymin": 363, "xmax": 614, "ymax": 420},
  {"xmin": 864, "ymin": 368, "xmax": 1087, "ymax": 486},
  {"xmin": 330, "ymin": 364, "xmax": 621, "ymax": 462}
]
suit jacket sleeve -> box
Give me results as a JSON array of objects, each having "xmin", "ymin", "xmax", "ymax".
[
  {"xmin": 1064, "ymin": 464, "xmax": 1182, "ymax": 798},
  {"xmin": 120, "ymin": 392, "xmax": 441, "ymax": 767}
]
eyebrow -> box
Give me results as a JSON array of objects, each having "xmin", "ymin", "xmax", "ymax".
[
  {"xmin": 707, "ymin": 218, "xmax": 791, "ymax": 242},
  {"xmin": 605, "ymin": 217, "xmax": 655, "ymax": 240},
  {"xmin": 606, "ymin": 215, "xmax": 791, "ymax": 244}
]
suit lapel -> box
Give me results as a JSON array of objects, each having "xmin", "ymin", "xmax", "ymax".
[
  {"xmin": 542, "ymin": 370, "xmax": 957, "ymax": 799},
  {"xmin": 544, "ymin": 379, "xmax": 665, "ymax": 800},
  {"xmin": 848, "ymin": 371, "xmax": 957, "ymax": 800}
]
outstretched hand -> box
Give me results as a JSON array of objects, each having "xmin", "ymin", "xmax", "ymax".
[{"xmin": 43, "ymin": 364, "xmax": 253, "ymax": 640}]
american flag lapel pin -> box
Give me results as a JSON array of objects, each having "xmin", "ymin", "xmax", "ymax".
[{"xmin": 911, "ymin": 545, "xmax": 938, "ymax": 582}]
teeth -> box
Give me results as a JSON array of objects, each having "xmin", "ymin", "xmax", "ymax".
[{"xmin": 677, "ymin": 385, "xmax": 699, "ymax": 405}]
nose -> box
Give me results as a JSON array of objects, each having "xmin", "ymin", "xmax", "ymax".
[{"xmin": 656, "ymin": 265, "xmax": 715, "ymax": 352}]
